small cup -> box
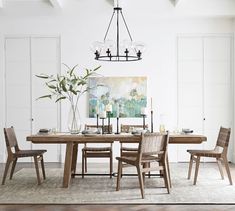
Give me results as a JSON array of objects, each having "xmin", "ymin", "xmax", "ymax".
[{"xmin": 51, "ymin": 128, "xmax": 57, "ymax": 134}]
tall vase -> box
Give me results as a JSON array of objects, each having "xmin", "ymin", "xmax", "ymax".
[{"xmin": 68, "ymin": 104, "xmax": 82, "ymax": 134}]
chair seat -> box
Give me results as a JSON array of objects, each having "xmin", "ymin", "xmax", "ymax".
[
  {"xmin": 14, "ymin": 149, "xmax": 47, "ymax": 158},
  {"xmin": 116, "ymin": 155, "xmax": 160, "ymax": 165},
  {"xmin": 83, "ymin": 147, "xmax": 111, "ymax": 152},
  {"xmin": 187, "ymin": 149, "xmax": 221, "ymax": 158},
  {"xmin": 121, "ymin": 147, "xmax": 138, "ymax": 152}
]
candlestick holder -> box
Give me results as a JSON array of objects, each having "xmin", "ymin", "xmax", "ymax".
[
  {"xmin": 141, "ymin": 114, "xmax": 147, "ymax": 130},
  {"xmin": 151, "ymin": 110, "xmax": 153, "ymax": 133},
  {"xmin": 107, "ymin": 111, "xmax": 112, "ymax": 134},
  {"xmin": 115, "ymin": 117, "xmax": 120, "ymax": 134},
  {"xmin": 100, "ymin": 117, "xmax": 105, "ymax": 134},
  {"xmin": 96, "ymin": 114, "xmax": 99, "ymax": 129}
]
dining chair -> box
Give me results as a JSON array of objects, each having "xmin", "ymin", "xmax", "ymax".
[
  {"xmin": 2, "ymin": 127, "xmax": 47, "ymax": 185},
  {"xmin": 120, "ymin": 124, "xmax": 152, "ymax": 178},
  {"xmin": 116, "ymin": 132, "xmax": 170, "ymax": 199},
  {"xmin": 82, "ymin": 124, "xmax": 113, "ymax": 178},
  {"xmin": 187, "ymin": 127, "xmax": 233, "ymax": 185},
  {"xmin": 120, "ymin": 124, "xmax": 148, "ymax": 157}
]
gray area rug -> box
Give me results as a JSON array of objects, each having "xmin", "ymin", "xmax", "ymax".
[{"xmin": 0, "ymin": 164, "xmax": 235, "ymax": 204}]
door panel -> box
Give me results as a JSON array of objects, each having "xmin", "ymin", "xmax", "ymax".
[
  {"xmin": 203, "ymin": 37, "xmax": 232, "ymax": 161},
  {"xmin": 5, "ymin": 37, "xmax": 61, "ymax": 163},
  {"xmin": 177, "ymin": 35, "xmax": 232, "ymax": 162},
  {"xmin": 177, "ymin": 37, "xmax": 204, "ymax": 162},
  {"xmin": 31, "ymin": 37, "xmax": 60, "ymax": 162},
  {"xmin": 5, "ymin": 38, "xmax": 32, "ymax": 162}
]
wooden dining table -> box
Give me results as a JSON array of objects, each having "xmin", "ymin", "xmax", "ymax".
[{"xmin": 27, "ymin": 133, "xmax": 207, "ymax": 188}]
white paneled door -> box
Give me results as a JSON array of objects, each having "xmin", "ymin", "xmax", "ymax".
[
  {"xmin": 5, "ymin": 38, "xmax": 32, "ymax": 162},
  {"xmin": 5, "ymin": 36, "xmax": 61, "ymax": 162},
  {"xmin": 177, "ymin": 35, "xmax": 232, "ymax": 162}
]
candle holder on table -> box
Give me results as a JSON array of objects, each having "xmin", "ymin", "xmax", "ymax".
[
  {"xmin": 100, "ymin": 117, "xmax": 106, "ymax": 134},
  {"xmin": 107, "ymin": 111, "xmax": 112, "ymax": 134},
  {"xmin": 96, "ymin": 114, "xmax": 99, "ymax": 129},
  {"xmin": 141, "ymin": 114, "xmax": 147, "ymax": 130},
  {"xmin": 151, "ymin": 110, "xmax": 153, "ymax": 133},
  {"xmin": 115, "ymin": 117, "xmax": 120, "ymax": 134}
]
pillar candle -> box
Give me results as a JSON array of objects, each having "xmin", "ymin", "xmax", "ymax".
[
  {"xmin": 106, "ymin": 104, "xmax": 112, "ymax": 112},
  {"xmin": 99, "ymin": 111, "xmax": 106, "ymax": 118},
  {"xmin": 141, "ymin": 107, "xmax": 147, "ymax": 115}
]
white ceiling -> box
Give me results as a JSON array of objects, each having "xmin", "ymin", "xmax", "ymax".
[{"xmin": 1, "ymin": 0, "xmax": 235, "ymax": 18}]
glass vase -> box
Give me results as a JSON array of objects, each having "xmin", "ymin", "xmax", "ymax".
[{"xmin": 68, "ymin": 105, "xmax": 82, "ymax": 134}]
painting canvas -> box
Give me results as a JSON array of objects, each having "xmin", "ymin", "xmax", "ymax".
[{"xmin": 88, "ymin": 77, "xmax": 147, "ymax": 118}]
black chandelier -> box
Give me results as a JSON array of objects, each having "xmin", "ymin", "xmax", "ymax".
[{"xmin": 92, "ymin": 1, "xmax": 145, "ymax": 62}]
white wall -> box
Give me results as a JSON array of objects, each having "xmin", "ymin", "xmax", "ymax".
[{"xmin": 0, "ymin": 0, "xmax": 234, "ymax": 163}]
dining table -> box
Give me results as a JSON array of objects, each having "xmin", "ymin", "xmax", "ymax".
[{"xmin": 27, "ymin": 133, "xmax": 207, "ymax": 188}]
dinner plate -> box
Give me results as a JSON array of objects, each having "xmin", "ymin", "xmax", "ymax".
[{"xmin": 84, "ymin": 134, "xmax": 102, "ymax": 137}]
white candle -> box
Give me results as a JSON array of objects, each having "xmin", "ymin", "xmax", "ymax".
[
  {"xmin": 106, "ymin": 104, "xmax": 112, "ymax": 112},
  {"xmin": 141, "ymin": 107, "xmax": 147, "ymax": 115},
  {"xmin": 150, "ymin": 97, "xmax": 153, "ymax": 111},
  {"xmin": 99, "ymin": 111, "xmax": 106, "ymax": 118},
  {"xmin": 116, "ymin": 103, "xmax": 120, "ymax": 117}
]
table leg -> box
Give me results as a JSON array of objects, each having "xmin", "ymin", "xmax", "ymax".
[
  {"xmin": 63, "ymin": 142, "xmax": 74, "ymax": 188},
  {"xmin": 71, "ymin": 143, "xmax": 78, "ymax": 178}
]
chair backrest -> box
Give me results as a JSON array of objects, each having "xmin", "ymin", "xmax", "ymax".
[
  {"xmin": 215, "ymin": 127, "xmax": 231, "ymax": 152},
  {"xmin": 138, "ymin": 132, "xmax": 169, "ymax": 162},
  {"xmin": 3, "ymin": 127, "xmax": 20, "ymax": 155},
  {"xmin": 121, "ymin": 124, "xmax": 148, "ymax": 133},
  {"xmin": 85, "ymin": 124, "xmax": 113, "ymax": 133}
]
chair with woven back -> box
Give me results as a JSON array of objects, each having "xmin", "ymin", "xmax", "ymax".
[
  {"xmin": 116, "ymin": 132, "xmax": 170, "ymax": 199},
  {"xmin": 187, "ymin": 127, "xmax": 233, "ymax": 185},
  {"xmin": 2, "ymin": 127, "xmax": 47, "ymax": 185},
  {"xmin": 120, "ymin": 124, "xmax": 148, "ymax": 157},
  {"xmin": 82, "ymin": 124, "xmax": 113, "ymax": 178},
  {"xmin": 120, "ymin": 124, "xmax": 152, "ymax": 177}
]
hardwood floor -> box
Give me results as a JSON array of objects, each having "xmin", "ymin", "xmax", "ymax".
[
  {"xmin": 0, "ymin": 205, "xmax": 235, "ymax": 211},
  {"xmin": 0, "ymin": 162, "xmax": 235, "ymax": 211}
]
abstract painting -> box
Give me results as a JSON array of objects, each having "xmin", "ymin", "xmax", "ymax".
[{"xmin": 88, "ymin": 77, "xmax": 147, "ymax": 118}]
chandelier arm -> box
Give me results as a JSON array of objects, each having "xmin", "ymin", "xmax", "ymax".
[
  {"xmin": 120, "ymin": 10, "xmax": 133, "ymax": 41},
  {"xmin": 104, "ymin": 11, "xmax": 115, "ymax": 41}
]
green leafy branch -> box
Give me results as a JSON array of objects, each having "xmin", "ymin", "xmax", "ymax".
[{"xmin": 36, "ymin": 64, "xmax": 101, "ymax": 109}]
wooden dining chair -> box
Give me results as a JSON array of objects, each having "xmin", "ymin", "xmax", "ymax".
[
  {"xmin": 120, "ymin": 124, "xmax": 148, "ymax": 157},
  {"xmin": 116, "ymin": 132, "xmax": 170, "ymax": 199},
  {"xmin": 2, "ymin": 127, "xmax": 47, "ymax": 185},
  {"xmin": 82, "ymin": 124, "xmax": 113, "ymax": 178},
  {"xmin": 187, "ymin": 127, "xmax": 233, "ymax": 185},
  {"xmin": 120, "ymin": 124, "xmax": 153, "ymax": 178}
]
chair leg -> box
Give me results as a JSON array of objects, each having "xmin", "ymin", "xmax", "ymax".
[
  {"xmin": 110, "ymin": 151, "xmax": 113, "ymax": 179},
  {"xmin": 148, "ymin": 162, "xmax": 151, "ymax": 178},
  {"xmin": 116, "ymin": 160, "xmax": 122, "ymax": 191},
  {"xmin": 2, "ymin": 157, "xmax": 12, "ymax": 185},
  {"xmin": 222, "ymin": 156, "xmax": 233, "ymax": 185},
  {"xmin": 9, "ymin": 158, "xmax": 17, "ymax": 180},
  {"xmin": 82, "ymin": 150, "xmax": 85, "ymax": 179},
  {"xmin": 188, "ymin": 154, "xmax": 193, "ymax": 180},
  {"xmin": 216, "ymin": 157, "xmax": 224, "ymax": 180},
  {"xmin": 193, "ymin": 156, "xmax": 201, "ymax": 185},
  {"xmin": 40, "ymin": 155, "xmax": 46, "ymax": 180},
  {"xmin": 136, "ymin": 164, "xmax": 145, "ymax": 199},
  {"xmin": 166, "ymin": 154, "xmax": 172, "ymax": 188},
  {"xmin": 34, "ymin": 155, "xmax": 41, "ymax": 185},
  {"xmin": 163, "ymin": 161, "xmax": 170, "ymax": 194},
  {"xmin": 85, "ymin": 154, "xmax": 87, "ymax": 173}
]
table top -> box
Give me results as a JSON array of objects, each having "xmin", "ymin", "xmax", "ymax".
[{"xmin": 26, "ymin": 133, "xmax": 207, "ymax": 144}]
